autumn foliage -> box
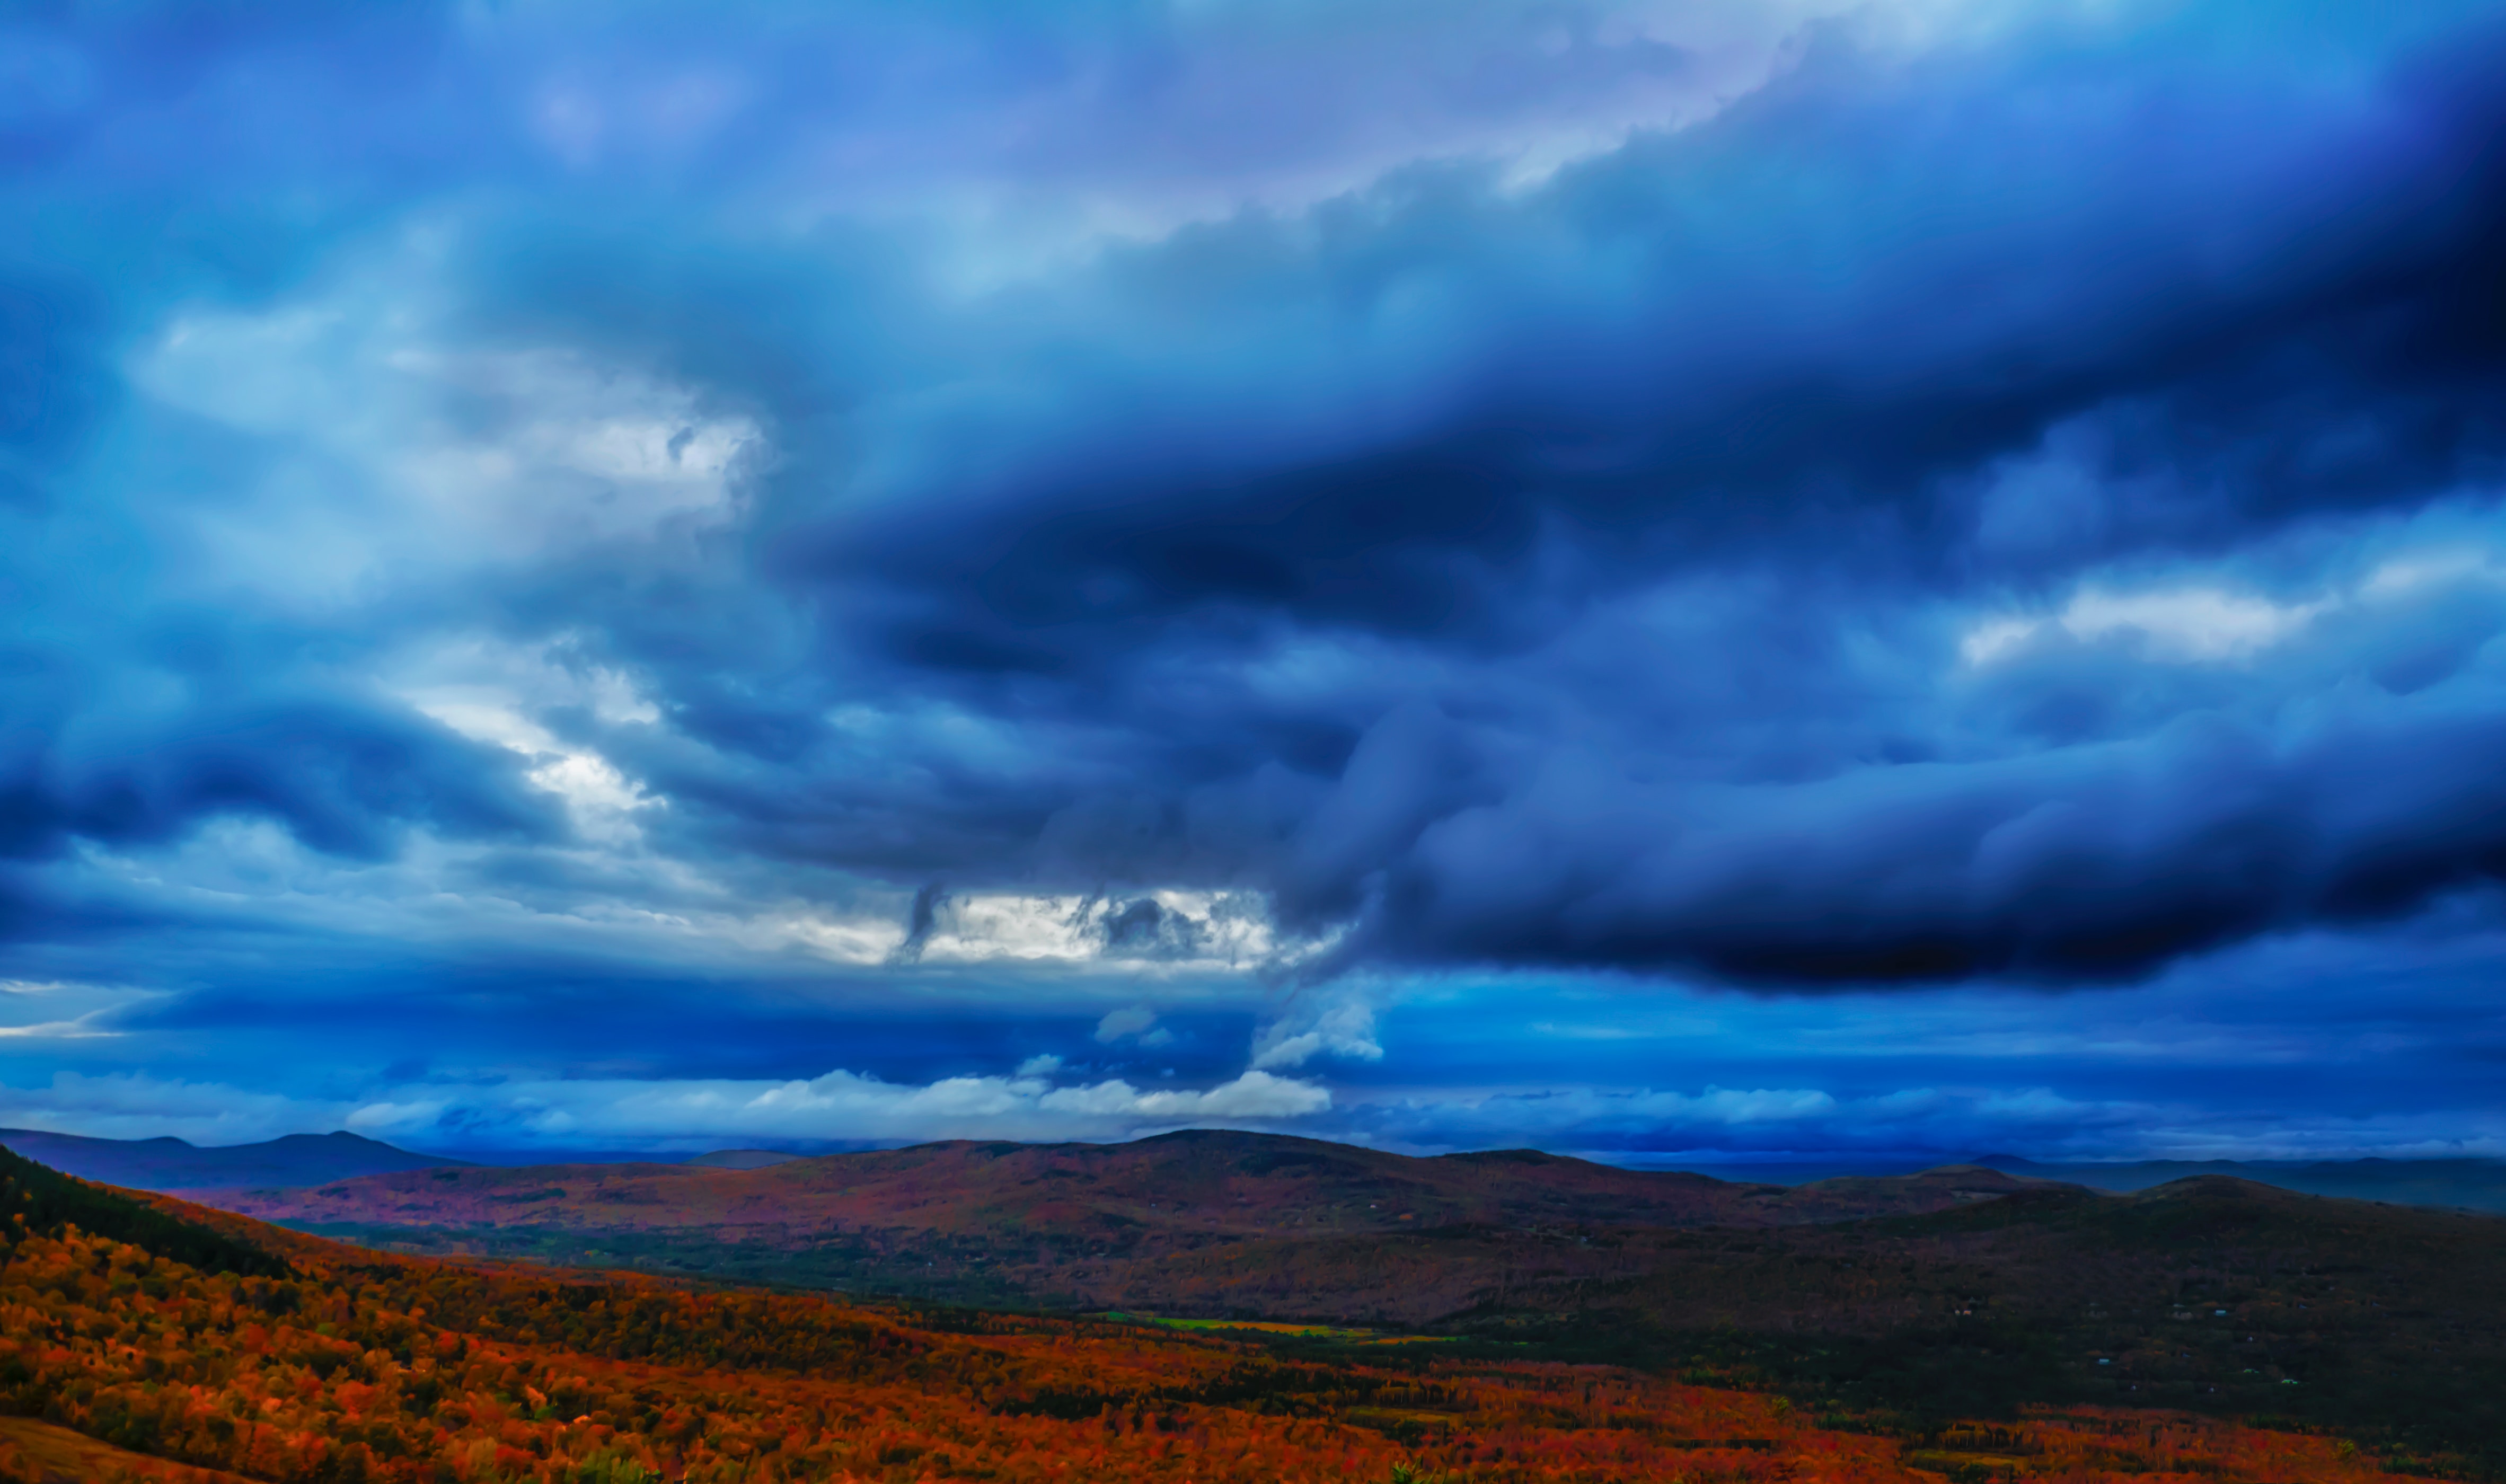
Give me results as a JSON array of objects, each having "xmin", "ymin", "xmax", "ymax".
[{"xmin": 0, "ymin": 1154, "xmax": 2429, "ymax": 1484}]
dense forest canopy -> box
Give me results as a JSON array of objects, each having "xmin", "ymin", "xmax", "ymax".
[{"xmin": 0, "ymin": 1153, "xmax": 2487, "ymax": 1484}]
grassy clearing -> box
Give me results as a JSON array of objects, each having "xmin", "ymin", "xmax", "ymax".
[{"xmin": 1100, "ymin": 1311, "xmax": 1459, "ymax": 1343}]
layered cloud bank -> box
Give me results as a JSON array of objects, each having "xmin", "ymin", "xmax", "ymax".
[{"xmin": 2, "ymin": 1, "xmax": 2505, "ymax": 1155}]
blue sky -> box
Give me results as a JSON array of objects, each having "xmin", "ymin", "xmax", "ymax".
[{"xmin": 4, "ymin": 0, "xmax": 2505, "ymax": 1163}]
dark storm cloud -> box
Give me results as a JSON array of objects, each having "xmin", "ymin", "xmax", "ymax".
[
  {"xmin": 787, "ymin": 10, "xmax": 2506, "ymax": 656},
  {"xmin": 409, "ymin": 1, "xmax": 2506, "ymax": 988},
  {"xmin": 10, "ymin": 0, "xmax": 2506, "ymax": 1046},
  {"xmin": 0, "ymin": 694, "xmax": 561, "ymax": 867},
  {"xmin": 1297, "ymin": 696, "xmax": 2506, "ymax": 983}
]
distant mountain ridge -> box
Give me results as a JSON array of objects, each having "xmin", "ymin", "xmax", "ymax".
[
  {"xmin": 198, "ymin": 1128, "xmax": 2078, "ymax": 1307},
  {"xmin": 17, "ymin": 1153, "xmax": 2481, "ymax": 1484},
  {"xmin": 681, "ymin": 1149, "xmax": 806, "ymax": 1169},
  {"xmin": 15, "ymin": 1122, "xmax": 2498, "ymax": 1213},
  {"xmin": 1972, "ymin": 1153, "xmax": 2506, "ymax": 1212},
  {"xmin": 208, "ymin": 1128, "xmax": 2075, "ymax": 1239},
  {"xmin": 0, "ymin": 1128, "xmax": 465, "ymax": 1191},
  {"xmin": 17, "ymin": 1127, "xmax": 2506, "ymax": 1471}
]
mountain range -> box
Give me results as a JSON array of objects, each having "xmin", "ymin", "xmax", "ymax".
[
  {"xmin": 0, "ymin": 1127, "xmax": 463, "ymax": 1191},
  {"xmin": 0, "ymin": 1128, "xmax": 829, "ymax": 1191},
  {"xmin": 196, "ymin": 1129, "xmax": 2075, "ymax": 1302},
  {"xmin": 13, "ymin": 1120, "xmax": 2501, "ymax": 1215},
  {"xmin": 8, "ymin": 1136, "xmax": 2451, "ymax": 1484},
  {"xmin": 1972, "ymin": 1154, "xmax": 2506, "ymax": 1212},
  {"xmin": 14, "ymin": 1126, "xmax": 2506, "ymax": 1475},
  {"xmin": 49, "ymin": 1128, "xmax": 2506, "ymax": 1464}
]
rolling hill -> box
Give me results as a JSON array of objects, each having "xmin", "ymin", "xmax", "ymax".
[
  {"xmin": 180, "ymin": 1130, "xmax": 2506, "ymax": 1476},
  {"xmin": 1974, "ymin": 1154, "xmax": 2506, "ymax": 1212},
  {"xmin": 0, "ymin": 1128, "xmax": 462, "ymax": 1192},
  {"xmin": 0, "ymin": 1140, "xmax": 2456, "ymax": 1484},
  {"xmin": 197, "ymin": 1129, "xmax": 2071, "ymax": 1302}
]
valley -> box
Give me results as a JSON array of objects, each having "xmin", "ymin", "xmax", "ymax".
[
  {"xmin": 169, "ymin": 1132, "xmax": 2506, "ymax": 1477},
  {"xmin": 0, "ymin": 1140, "xmax": 2468, "ymax": 1484}
]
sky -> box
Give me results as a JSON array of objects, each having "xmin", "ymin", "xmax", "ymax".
[{"xmin": 3, "ymin": 0, "xmax": 2506, "ymax": 1166}]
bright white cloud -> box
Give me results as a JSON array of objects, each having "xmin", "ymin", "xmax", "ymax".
[
  {"xmin": 912, "ymin": 891, "xmax": 1282, "ymax": 967},
  {"xmin": 59, "ymin": 802, "xmax": 1302, "ymax": 985},
  {"xmin": 1037, "ymin": 1071, "xmax": 1330, "ymax": 1121},
  {"xmin": 0, "ymin": 979, "xmax": 101, "ymax": 1004},
  {"xmin": 0, "ymin": 980, "xmax": 161, "ymax": 1043},
  {"xmin": 2059, "ymin": 587, "xmax": 2329, "ymax": 660},
  {"xmin": 0, "ymin": 1012, "xmax": 120, "ymax": 1041},
  {"xmin": 1251, "ymin": 994, "xmax": 1384, "ymax": 1070},
  {"xmin": 1958, "ymin": 532, "xmax": 2506, "ymax": 672},
  {"xmin": 1954, "ymin": 586, "xmax": 2325, "ymax": 667},
  {"xmin": 1957, "ymin": 615, "xmax": 2042, "ymax": 667},
  {"xmin": 127, "ymin": 257, "xmax": 764, "ymax": 605},
  {"xmin": 1964, "ymin": 584, "xmax": 2331, "ymax": 666},
  {"xmin": 5, "ymin": 1061, "xmax": 2497, "ymax": 1165},
  {"xmin": 414, "ymin": 693, "xmax": 657, "ymax": 843},
  {"xmin": 345, "ymin": 1065, "xmax": 1329, "ymax": 1146}
]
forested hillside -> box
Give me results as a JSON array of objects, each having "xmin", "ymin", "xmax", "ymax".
[
  {"xmin": 201, "ymin": 1131, "xmax": 2068, "ymax": 1305},
  {"xmin": 0, "ymin": 1151, "xmax": 2446, "ymax": 1484}
]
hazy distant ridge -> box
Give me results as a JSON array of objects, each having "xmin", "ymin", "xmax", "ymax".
[
  {"xmin": 0, "ymin": 1129, "xmax": 466, "ymax": 1192},
  {"xmin": 1972, "ymin": 1154, "xmax": 2506, "ymax": 1212}
]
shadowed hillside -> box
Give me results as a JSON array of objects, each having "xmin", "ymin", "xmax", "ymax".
[
  {"xmin": 184, "ymin": 1134, "xmax": 2506, "ymax": 1476},
  {"xmin": 0, "ymin": 1143, "xmax": 289, "ymax": 1282},
  {"xmin": 1419, "ymin": 1176, "xmax": 2506, "ymax": 1472},
  {"xmin": 0, "ymin": 1129, "xmax": 462, "ymax": 1193},
  {"xmin": 1974, "ymin": 1155, "xmax": 2506, "ymax": 1213},
  {"xmin": 0, "ymin": 1147, "xmax": 2428, "ymax": 1484},
  {"xmin": 202, "ymin": 1130, "xmax": 2070, "ymax": 1302}
]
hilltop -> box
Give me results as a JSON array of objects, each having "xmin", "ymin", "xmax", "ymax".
[
  {"xmin": 200, "ymin": 1129, "xmax": 2069, "ymax": 1302},
  {"xmin": 1972, "ymin": 1154, "xmax": 2506, "ymax": 1212},
  {"xmin": 0, "ymin": 1140, "xmax": 2456, "ymax": 1484},
  {"xmin": 177, "ymin": 1132, "xmax": 2506, "ymax": 1475},
  {"xmin": 0, "ymin": 1127, "xmax": 463, "ymax": 1192}
]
